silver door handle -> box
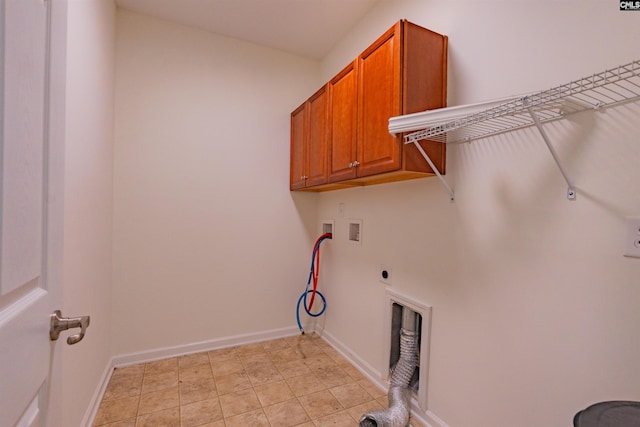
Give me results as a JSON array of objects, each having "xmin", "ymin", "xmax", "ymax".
[{"xmin": 50, "ymin": 310, "xmax": 90, "ymax": 345}]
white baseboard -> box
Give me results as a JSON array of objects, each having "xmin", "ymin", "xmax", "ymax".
[
  {"xmin": 112, "ymin": 326, "xmax": 299, "ymax": 367},
  {"xmin": 80, "ymin": 358, "xmax": 115, "ymax": 427},
  {"xmin": 423, "ymin": 409, "xmax": 450, "ymax": 427}
]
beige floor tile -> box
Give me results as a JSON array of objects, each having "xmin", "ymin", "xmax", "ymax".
[
  {"xmin": 269, "ymin": 347, "xmax": 303, "ymax": 364},
  {"xmin": 137, "ymin": 386, "xmax": 179, "ymax": 415},
  {"xmin": 179, "ymin": 363, "xmax": 214, "ymax": 381},
  {"xmin": 94, "ymin": 396, "xmax": 139, "ymax": 426},
  {"xmin": 210, "ymin": 358, "xmax": 244, "ymax": 378},
  {"xmin": 224, "ymin": 408, "xmax": 271, "ymax": 427},
  {"xmin": 286, "ymin": 373, "xmax": 327, "ymax": 397},
  {"xmin": 144, "ymin": 357, "xmax": 178, "ymax": 376},
  {"xmin": 357, "ymin": 379, "xmax": 386, "ymax": 399},
  {"xmin": 313, "ymin": 410, "xmax": 356, "ymax": 426},
  {"xmin": 111, "ymin": 364, "xmax": 145, "ymax": 379},
  {"xmin": 234, "ymin": 342, "xmax": 265, "ymax": 357},
  {"xmin": 409, "ymin": 416, "xmax": 426, "ymax": 427},
  {"xmin": 180, "ymin": 398, "xmax": 223, "ymax": 427},
  {"xmin": 254, "ymin": 380, "xmax": 295, "ymax": 407},
  {"xmin": 314, "ymin": 365, "xmax": 352, "ymax": 388},
  {"xmin": 218, "ymin": 387, "xmax": 261, "ymax": 418},
  {"xmin": 207, "ymin": 347, "xmax": 237, "ymax": 363},
  {"xmin": 346, "ymin": 400, "xmax": 384, "ymax": 421},
  {"xmin": 240, "ymin": 351, "xmax": 272, "ymax": 367},
  {"xmin": 135, "ymin": 407, "xmax": 180, "ymax": 427},
  {"xmin": 141, "ymin": 370, "xmax": 179, "ymax": 394},
  {"xmin": 262, "ymin": 337, "xmax": 291, "ymax": 352},
  {"xmin": 324, "ymin": 350, "xmax": 350, "ymax": 366},
  {"xmin": 178, "ymin": 351, "xmax": 210, "ymax": 369},
  {"xmin": 329, "ymin": 383, "xmax": 373, "ymax": 409},
  {"xmin": 214, "ymin": 371, "xmax": 252, "ymax": 395},
  {"xmin": 95, "ymin": 336, "xmax": 404, "ymax": 427},
  {"xmin": 98, "ymin": 419, "xmax": 136, "ymax": 427},
  {"xmin": 341, "ymin": 364, "xmax": 365, "ymax": 381},
  {"xmin": 179, "ymin": 376, "xmax": 217, "ymax": 405},
  {"xmin": 293, "ymin": 341, "xmax": 325, "ymax": 359},
  {"xmin": 303, "ymin": 353, "xmax": 335, "ymax": 370},
  {"xmin": 375, "ymin": 395, "xmax": 387, "ymax": 406},
  {"xmin": 276, "ymin": 359, "xmax": 313, "ymax": 379},
  {"xmin": 102, "ymin": 374, "xmax": 143, "ymax": 401},
  {"xmin": 246, "ymin": 362, "xmax": 283, "ymax": 386},
  {"xmin": 195, "ymin": 421, "xmax": 225, "ymax": 427},
  {"xmin": 283, "ymin": 334, "xmax": 305, "ymax": 345},
  {"xmin": 262, "ymin": 398, "xmax": 311, "ymax": 427},
  {"xmin": 298, "ymin": 389, "xmax": 343, "ymax": 420}
]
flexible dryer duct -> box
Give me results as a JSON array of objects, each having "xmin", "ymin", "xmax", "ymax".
[{"xmin": 359, "ymin": 308, "xmax": 419, "ymax": 427}]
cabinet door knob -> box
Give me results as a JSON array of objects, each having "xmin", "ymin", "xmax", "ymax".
[
  {"xmin": 353, "ymin": 161, "xmax": 360, "ymax": 167},
  {"xmin": 348, "ymin": 162, "xmax": 353, "ymax": 168}
]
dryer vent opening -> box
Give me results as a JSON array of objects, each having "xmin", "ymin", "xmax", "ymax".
[
  {"xmin": 359, "ymin": 303, "xmax": 421, "ymax": 427},
  {"xmin": 384, "ymin": 289, "xmax": 432, "ymax": 413},
  {"xmin": 390, "ymin": 302, "xmax": 422, "ymax": 392}
]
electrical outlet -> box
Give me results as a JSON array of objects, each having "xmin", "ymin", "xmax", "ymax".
[
  {"xmin": 380, "ymin": 266, "xmax": 392, "ymax": 285},
  {"xmin": 623, "ymin": 217, "xmax": 640, "ymax": 258}
]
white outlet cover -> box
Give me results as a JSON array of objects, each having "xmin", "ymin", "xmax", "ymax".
[{"xmin": 623, "ymin": 217, "xmax": 640, "ymax": 258}]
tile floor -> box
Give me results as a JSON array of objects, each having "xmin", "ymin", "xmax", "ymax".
[{"xmin": 93, "ymin": 333, "xmax": 425, "ymax": 426}]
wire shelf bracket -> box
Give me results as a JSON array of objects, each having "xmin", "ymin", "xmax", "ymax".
[
  {"xmin": 412, "ymin": 140, "xmax": 455, "ymax": 201},
  {"xmin": 391, "ymin": 59, "xmax": 640, "ymax": 201},
  {"xmin": 524, "ymin": 99, "xmax": 576, "ymax": 200}
]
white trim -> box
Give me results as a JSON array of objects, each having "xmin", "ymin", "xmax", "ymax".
[
  {"xmin": 383, "ymin": 287, "xmax": 432, "ymax": 412},
  {"xmin": 112, "ymin": 326, "xmax": 300, "ymax": 367},
  {"xmin": 423, "ymin": 409, "xmax": 450, "ymax": 427},
  {"xmin": 80, "ymin": 359, "xmax": 114, "ymax": 427}
]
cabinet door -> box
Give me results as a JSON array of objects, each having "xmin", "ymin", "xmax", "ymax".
[
  {"xmin": 328, "ymin": 61, "xmax": 357, "ymax": 183},
  {"xmin": 305, "ymin": 85, "xmax": 329, "ymax": 187},
  {"xmin": 356, "ymin": 21, "xmax": 402, "ymax": 178},
  {"xmin": 290, "ymin": 103, "xmax": 306, "ymax": 190}
]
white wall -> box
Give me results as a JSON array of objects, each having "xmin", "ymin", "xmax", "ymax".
[
  {"xmin": 112, "ymin": 10, "xmax": 320, "ymax": 355},
  {"xmin": 62, "ymin": 0, "xmax": 116, "ymax": 426},
  {"xmin": 316, "ymin": 1, "xmax": 640, "ymax": 426}
]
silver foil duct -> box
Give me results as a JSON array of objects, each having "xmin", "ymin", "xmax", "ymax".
[{"xmin": 359, "ymin": 329, "xmax": 418, "ymax": 427}]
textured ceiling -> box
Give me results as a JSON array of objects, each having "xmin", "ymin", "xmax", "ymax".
[{"xmin": 116, "ymin": 0, "xmax": 380, "ymax": 59}]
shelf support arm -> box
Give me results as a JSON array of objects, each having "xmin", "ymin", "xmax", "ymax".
[
  {"xmin": 408, "ymin": 138, "xmax": 455, "ymax": 201},
  {"xmin": 524, "ymin": 102, "xmax": 576, "ymax": 200}
]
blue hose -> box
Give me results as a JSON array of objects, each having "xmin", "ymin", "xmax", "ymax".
[
  {"xmin": 296, "ymin": 233, "xmax": 331, "ymax": 333},
  {"xmin": 296, "ymin": 289, "xmax": 327, "ymax": 333}
]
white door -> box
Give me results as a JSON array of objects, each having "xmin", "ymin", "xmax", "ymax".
[{"xmin": 0, "ymin": 0, "xmax": 68, "ymax": 426}]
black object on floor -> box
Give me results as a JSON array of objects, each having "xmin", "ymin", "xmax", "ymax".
[{"xmin": 574, "ymin": 401, "xmax": 640, "ymax": 427}]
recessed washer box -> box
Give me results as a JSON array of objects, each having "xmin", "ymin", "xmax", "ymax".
[
  {"xmin": 348, "ymin": 219, "xmax": 362, "ymax": 245},
  {"xmin": 320, "ymin": 219, "xmax": 334, "ymax": 236}
]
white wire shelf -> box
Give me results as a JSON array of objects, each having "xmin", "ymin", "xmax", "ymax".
[
  {"xmin": 399, "ymin": 59, "xmax": 640, "ymax": 145},
  {"xmin": 388, "ymin": 59, "xmax": 640, "ymax": 201}
]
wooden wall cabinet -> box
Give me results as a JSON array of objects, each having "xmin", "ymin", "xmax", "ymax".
[
  {"xmin": 328, "ymin": 60, "xmax": 358, "ymax": 183},
  {"xmin": 291, "ymin": 20, "xmax": 447, "ymax": 191},
  {"xmin": 290, "ymin": 85, "xmax": 329, "ymax": 190}
]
